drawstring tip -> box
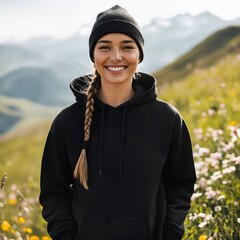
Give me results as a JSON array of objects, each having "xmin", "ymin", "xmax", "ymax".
[{"xmin": 99, "ymin": 169, "xmax": 102, "ymax": 176}]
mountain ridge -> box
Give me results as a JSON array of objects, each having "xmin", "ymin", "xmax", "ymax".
[{"xmin": 153, "ymin": 26, "xmax": 240, "ymax": 84}]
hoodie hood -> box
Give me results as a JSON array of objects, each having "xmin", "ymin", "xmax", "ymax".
[
  {"xmin": 69, "ymin": 72, "xmax": 158, "ymax": 177},
  {"xmin": 70, "ymin": 72, "xmax": 158, "ymax": 108}
]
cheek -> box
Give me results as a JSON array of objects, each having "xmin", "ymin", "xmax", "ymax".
[{"xmin": 128, "ymin": 53, "xmax": 140, "ymax": 65}]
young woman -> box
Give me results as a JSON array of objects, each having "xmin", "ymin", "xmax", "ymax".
[{"xmin": 39, "ymin": 5, "xmax": 196, "ymax": 240}]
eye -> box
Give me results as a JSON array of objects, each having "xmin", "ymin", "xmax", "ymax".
[
  {"xmin": 98, "ymin": 45, "xmax": 110, "ymax": 50},
  {"xmin": 122, "ymin": 45, "xmax": 135, "ymax": 50}
]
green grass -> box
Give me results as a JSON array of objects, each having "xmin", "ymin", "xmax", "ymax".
[{"xmin": 156, "ymin": 47, "xmax": 240, "ymax": 240}]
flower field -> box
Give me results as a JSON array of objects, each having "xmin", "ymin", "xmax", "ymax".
[{"xmin": 0, "ymin": 53, "xmax": 240, "ymax": 239}]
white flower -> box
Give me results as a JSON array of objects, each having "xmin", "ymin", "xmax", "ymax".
[
  {"xmin": 199, "ymin": 221, "xmax": 208, "ymax": 228},
  {"xmin": 222, "ymin": 166, "xmax": 236, "ymax": 174},
  {"xmin": 214, "ymin": 206, "xmax": 221, "ymax": 212}
]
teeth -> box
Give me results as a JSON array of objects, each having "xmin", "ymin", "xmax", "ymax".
[{"xmin": 107, "ymin": 66, "xmax": 125, "ymax": 71}]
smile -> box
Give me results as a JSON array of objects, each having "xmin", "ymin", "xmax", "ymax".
[{"xmin": 105, "ymin": 66, "xmax": 126, "ymax": 72}]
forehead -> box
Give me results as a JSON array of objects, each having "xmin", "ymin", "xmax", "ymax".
[{"xmin": 98, "ymin": 33, "xmax": 136, "ymax": 43}]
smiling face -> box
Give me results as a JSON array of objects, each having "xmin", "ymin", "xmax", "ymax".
[{"xmin": 93, "ymin": 33, "xmax": 140, "ymax": 87}]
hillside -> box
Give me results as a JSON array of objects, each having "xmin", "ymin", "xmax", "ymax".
[
  {"xmin": 154, "ymin": 26, "xmax": 240, "ymax": 84},
  {"xmin": 0, "ymin": 67, "xmax": 72, "ymax": 106},
  {"xmin": 0, "ymin": 95, "xmax": 61, "ymax": 136}
]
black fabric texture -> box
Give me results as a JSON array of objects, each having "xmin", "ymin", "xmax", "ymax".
[{"xmin": 39, "ymin": 72, "xmax": 196, "ymax": 240}]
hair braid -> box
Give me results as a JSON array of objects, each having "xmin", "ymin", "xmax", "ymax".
[{"xmin": 73, "ymin": 70, "xmax": 100, "ymax": 189}]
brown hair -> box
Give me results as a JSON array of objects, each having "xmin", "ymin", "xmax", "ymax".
[{"xmin": 73, "ymin": 70, "xmax": 101, "ymax": 189}]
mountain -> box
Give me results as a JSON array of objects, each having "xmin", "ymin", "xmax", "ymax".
[
  {"xmin": 0, "ymin": 12, "xmax": 240, "ymax": 135},
  {"xmin": 142, "ymin": 12, "xmax": 240, "ymax": 72},
  {"xmin": 0, "ymin": 67, "xmax": 72, "ymax": 106},
  {"xmin": 1, "ymin": 11, "xmax": 239, "ymax": 80},
  {"xmin": 153, "ymin": 26, "xmax": 240, "ymax": 84},
  {"xmin": 0, "ymin": 44, "xmax": 42, "ymax": 76},
  {"xmin": 0, "ymin": 95, "xmax": 60, "ymax": 136}
]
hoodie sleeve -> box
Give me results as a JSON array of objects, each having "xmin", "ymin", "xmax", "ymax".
[
  {"xmin": 161, "ymin": 112, "xmax": 196, "ymax": 240},
  {"xmin": 39, "ymin": 114, "xmax": 77, "ymax": 240}
]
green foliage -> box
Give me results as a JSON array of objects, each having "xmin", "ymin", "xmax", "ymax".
[
  {"xmin": 157, "ymin": 51, "xmax": 240, "ymax": 239},
  {"xmin": 0, "ymin": 122, "xmax": 51, "ymax": 239}
]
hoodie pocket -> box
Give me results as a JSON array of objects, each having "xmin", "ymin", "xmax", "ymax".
[{"xmin": 76, "ymin": 218, "xmax": 151, "ymax": 240}]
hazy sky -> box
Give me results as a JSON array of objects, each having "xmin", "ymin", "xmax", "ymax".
[{"xmin": 1, "ymin": 0, "xmax": 240, "ymax": 43}]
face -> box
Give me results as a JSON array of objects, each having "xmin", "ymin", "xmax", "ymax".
[{"xmin": 93, "ymin": 33, "xmax": 140, "ymax": 87}]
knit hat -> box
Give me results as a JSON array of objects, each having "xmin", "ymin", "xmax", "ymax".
[{"xmin": 89, "ymin": 5, "xmax": 144, "ymax": 63}]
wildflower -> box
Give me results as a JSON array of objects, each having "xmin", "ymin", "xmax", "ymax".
[
  {"xmin": 217, "ymin": 195, "xmax": 225, "ymax": 200},
  {"xmin": 199, "ymin": 235, "xmax": 208, "ymax": 240},
  {"xmin": 18, "ymin": 216, "xmax": 26, "ymax": 224},
  {"xmin": 29, "ymin": 236, "xmax": 40, "ymax": 240},
  {"xmin": 210, "ymin": 171, "xmax": 222, "ymax": 181},
  {"xmin": 229, "ymin": 90, "xmax": 236, "ymax": 97},
  {"xmin": 220, "ymin": 82, "xmax": 226, "ymax": 88},
  {"xmin": 238, "ymin": 218, "xmax": 240, "ymax": 223},
  {"xmin": 23, "ymin": 227, "xmax": 33, "ymax": 234},
  {"xmin": 198, "ymin": 147, "xmax": 210, "ymax": 156},
  {"xmin": 1, "ymin": 220, "xmax": 11, "ymax": 232},
  {"xmin": 42, "ymin": 236, "xmax": 51, "ymax": 240},
  {"xmin": 222, "ymin": 166, "xmax": 236, "ymax": 174},
  {"xmin": 10, "ymin": 227, "xmax": 16, "ymax": 234},
  {"xmin": 214, "ymin": 206, "xmax": 221, "ymax": 212},
  {"xmin": 191, "ymin": 192, "xmax": 203, "ymax": 201},
  {"xmin": 229, "ymin": 120, "xmax": 237, "ymax": 126},
  {"xmin": 199, "ymin": 177, "xmax": 206, "ymax": 188},
  {"xmin": 234, "ymin": 201, "xmax": 239, "ymax": 206},
  {"xmin": 199, "ymin": 221, "xmax": 208, "ymax": 228},
  {"xmin": 8, "ymin": 198, "xmax": 17, "ymax": 205}
]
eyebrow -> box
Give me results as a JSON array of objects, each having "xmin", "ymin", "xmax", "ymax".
[{"xmin": 96, "ymin": 40, "xmax": 136, "ymax": 44}]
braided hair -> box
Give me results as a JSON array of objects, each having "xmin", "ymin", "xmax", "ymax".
[{"xmin": 73, "ymin": 70, "xmax": 101, "ymax": 189}]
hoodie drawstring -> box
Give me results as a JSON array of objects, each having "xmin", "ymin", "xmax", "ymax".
[
  {"xmin": 99, "ymin": 107, "xmax": 105, "ymax": 176},
  {"xmin": 98, "ymin": 106, "xmax": 127, "ymax": 178},
  {"xmin": 119, "ymin": 106, "xmax": 127, "ymax": 177}
]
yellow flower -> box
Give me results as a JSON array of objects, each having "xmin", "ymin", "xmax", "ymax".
[
  {"xmin": 8, "ymin": 198, "xmax": 17, "ymax": 205},
  {"xmin": 1, "ymin": 220, "xmax": 11, "ymax": 232},
  {"xmin": 10, "ymin": 228, "xmax": 16, "ymax": 234},
  {"xmin": 229, "ymin": 120, "xmax": 237, "ymax": 126},
  {"xmin": 18, "ymin": 216, "xmax": 26, "ymax": 224},
  {"xmin": 42, "ymin": 236, "xmax": 51, "ymax": 240},
  {"xmin": 199, "ymin": 235, "xmax": 208, "ymax": 240},
  {"xmin": 29, "ymin": 236, "xmax": 40, "ymax": 240},
  {"xmin": 23, "ymin": 227, "xmax": 33, "ymax": 234},
  {"xmin": 229, "ymin": 90, "xmax": 236, "ymax": 97}
]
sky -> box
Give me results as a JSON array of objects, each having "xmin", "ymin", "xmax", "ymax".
[{"xmin": 0, "ymin": 0, "xmax": 240, "ymax": 43}]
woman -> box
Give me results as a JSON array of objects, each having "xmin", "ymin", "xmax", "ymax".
[{"xmin": 39, "ymin": 5, "xmax": 196, "ymax": 240}]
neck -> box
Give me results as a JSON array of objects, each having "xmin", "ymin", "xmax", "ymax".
[{"xmin": 97, "ymin": 81, "xmax": 134, "ymax": 107}]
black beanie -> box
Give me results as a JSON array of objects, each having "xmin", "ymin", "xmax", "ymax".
[{"xmin": 89, "ymin": 5, "xmax": 144, "ymax": 63}]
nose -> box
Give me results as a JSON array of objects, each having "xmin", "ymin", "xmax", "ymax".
[{"xmin": 110, "ymin": 48, "xmax": 122, "ymax": 61}]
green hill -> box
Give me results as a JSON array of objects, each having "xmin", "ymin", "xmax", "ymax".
[
  {"xmin": 153, "ymin": 26, "xmax": 240, "ymax": 85},
  {"xmin": 0, "ymin": 95, "xmax": 61, "ymax": 136},
  {"xmin": 154, "ymin": 26, "xmax": 240, "ymax": 139}
]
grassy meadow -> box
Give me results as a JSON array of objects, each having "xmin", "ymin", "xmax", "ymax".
[
  {"xmin": 0, "ymin": 26, "xmax": 240, "ymax": 239},
  {"xmin": 158, "ymin": 53, "xmax": 240, "ymax": 239}
]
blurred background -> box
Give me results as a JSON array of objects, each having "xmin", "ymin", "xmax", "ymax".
[{"xmin": 0, "ymin": 0, "xmax": 240, "ymax": 239}]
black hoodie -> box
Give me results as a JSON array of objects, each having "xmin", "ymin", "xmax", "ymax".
[{"xmin": 39, "ymin": 72, "xmax": 196, "ymax": 240}]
